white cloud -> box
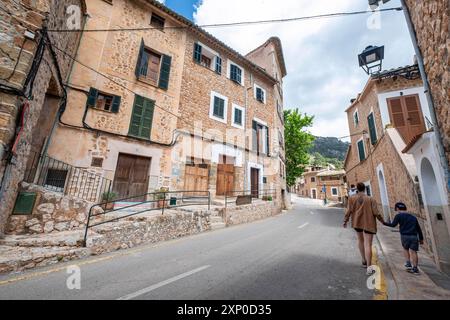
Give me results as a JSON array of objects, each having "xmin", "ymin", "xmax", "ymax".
[
  {"xmin": 193, "ymin": 0, "xmax": 415, "ymax": 139},
  {"xmin": 155, "ymin": 0, "xmax": 165, "ymax": 4}
]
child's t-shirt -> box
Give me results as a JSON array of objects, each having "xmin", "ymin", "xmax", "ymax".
[{"xmin": 384, "ymin": 212, "xmax": 424, "ymax": 241}]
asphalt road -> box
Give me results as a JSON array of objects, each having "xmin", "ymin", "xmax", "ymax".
[{"xmin": 0, "ymin": 196, "xmax": 375, "ymax": 300}]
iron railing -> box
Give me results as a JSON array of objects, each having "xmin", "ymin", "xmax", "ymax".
[
  {"xmin": 24, "ymin": 152, "xmax": 113, "ymax": 203},
  {"xmin": 224, "ymin": 189, "xmax": 278, "ymax": 208},
  {"xmin": 83, "ymin": 190, "xmax": 211, "ymax": 246}
]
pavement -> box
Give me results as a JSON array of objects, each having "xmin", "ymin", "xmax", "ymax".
[
  {"xmin": 0, "ymin": 196, "xmax": 379, "ymax": 300},
  {"xmin": 376, "ymin": 223, "xmax": 450, "ymax": 300}
]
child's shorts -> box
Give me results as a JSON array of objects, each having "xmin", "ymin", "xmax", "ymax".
[{"xmin": 401, "ymin": 234, "xmax": 419, "ymax": 251}]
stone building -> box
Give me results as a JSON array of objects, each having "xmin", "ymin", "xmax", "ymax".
[
  {"xmin": 400, "ymin": 0, "xmax": 450, "ymax": 273},
  {"xmin": 344, "ymin": 64, "xmax": 450, "ymax": 271},
  {"xmin": 0, "ymin": 0, "xmax": 87, "ymax": 236},
  {"xmin": 31, "ymin": 0, "xmax": 287, "ymax": 209}
]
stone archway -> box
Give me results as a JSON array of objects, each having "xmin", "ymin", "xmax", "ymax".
[{"xmin": 421, "ymin": 157, "xmax": 450, "ymax": 274}]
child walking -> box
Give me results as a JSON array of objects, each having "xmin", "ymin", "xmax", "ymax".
[{"xmin": 383, "ymin": 202, "xmax": 424, "ymax": 275}]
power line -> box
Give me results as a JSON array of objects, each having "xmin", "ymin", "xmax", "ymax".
[{"xmin": 47, "ymin": 7, "xmax": 403, "ymax": 33}]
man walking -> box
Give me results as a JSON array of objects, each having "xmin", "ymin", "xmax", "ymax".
[{"xmin": 343, "ymin": 183, "xmax": 385, "ymax": 275}]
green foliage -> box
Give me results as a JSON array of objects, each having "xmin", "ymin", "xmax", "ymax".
[
  {"xmin": 284, "ymin": 109, "xmax": 315, "ymax": 187},
  {"xmin": 310, "ymin": 152, "xmax": 344, "ymax": 170},
  {"xmin": 309, "ymin": 136, "xmax": 349, "ymax": 161}
]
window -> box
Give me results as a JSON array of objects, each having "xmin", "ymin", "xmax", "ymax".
[
  {"xmin": 150, "ymin": 13, "xmax": 165, "ymax": 29},
  {"xmin": 45, "ymin": 169, "xmax": 68, "ymax": 191},
  {"xmin": 228, "ymin": 60, "xmax": 244, "ymax": 85},
  {"xmin": 232, "ymin": 104, "xmax": 245, "ymax": 129},
  {"xmin": 209, "ymin": 91, "xmax": 228, "ymax": 123},
  {"xmin": 357, "ymin": 138, "xmax": 366, "ymax": 162},
  {"xmin": 129, "ymin": 95, "xmax": 155, "ymax": 139},
  {"xmin": 91, "ymin": 157, "xmax": 104, "ymax": 168},
  {"xmin": 193, "ymin": 42, "xmax": 222, "ymax": 74},
  {"xmin": 364, "ymin": 182, "xmax": 372, "ymax": 196},
  {"xmin": 86, "ymin": 88, "xmax": 121, "ymax": 113},
  {"xmin": 353, "ymin": 110, "xmax": 359, "ymax": 126},
  {"xmin": 254, "ymin": 84, "xmax": 266, "ymax": 104},
  {"xmin": 252, "ymin": 119, "xmax": 269, "ymax": 155},
  {"xmin": 331, "ymin": 187, "xmax": 338, "ymax": 196},
  {"xmin": 135, "ymin": 39, "xmax": 172, "ymax": 90},
  {"xmin": 311, "ymin": 177, "xmax": 316, "ymax": 183},
  {"xmin": 367, "ymin": 112, "xmax": 378, "ymax": 145}
]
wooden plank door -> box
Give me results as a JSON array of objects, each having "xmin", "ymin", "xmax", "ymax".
[
  {"xmin": 216, "ymin": 164, "xmax": 234, "ymax": 196},
  {"xmin": 387, "ymin": 94, "xmax": 425, "ymax": 144},
  {"xmin": 251, "ymin": 168, "xmax": 259, "ymax": 198},
  {"xmin": 113, "ymin": 154, "xmax": 151, "ymax": 200},
  {"xmin": 184, "ymin": 165, "xmax": 209, "ymax": 196}
]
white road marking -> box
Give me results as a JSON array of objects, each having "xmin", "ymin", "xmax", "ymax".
[
  {"xmin": 117, "ymin": 265, "xmax": 211, "ymax": 300},
  {"xmin": 310, "ymin": 211, "xmax": 316, "ymax": 215},
  {"xmin": 298, "ymin": 223, "xmax": 309, "ymax": 229}
]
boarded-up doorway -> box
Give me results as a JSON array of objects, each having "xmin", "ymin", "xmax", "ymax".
[
  {"xmin": 184, "ymin": 160, "xmax": 209, "ymax": 196},
  {"xmin": 216, "ymin": 155, "xmax": 235, "ymax": 196},
  {"xmin": 113, "ymin": 153, "xmax": 151, "ymax": 200},
  {"xmin": 250, "ymin": 167, "xmax": 259, "ymax": 198}
]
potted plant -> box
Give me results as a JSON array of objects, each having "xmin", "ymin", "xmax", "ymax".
[
  {"xmin": 155, "ymin": 187, "xmax": 168, "ymax": 208},
  {"xmin": 101, "ymin": 191, "xmax": 117, "ymax": 210}
]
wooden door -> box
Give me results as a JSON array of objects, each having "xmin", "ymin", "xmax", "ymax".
[
  {"xmin": 251, "ymin": 168, "xmax": 259, "ymax": 198},
  {"xmin": 312, "ymin": 189, "xmax": 317, "ymax": 199},
  {"xmin": 387, "ymin": 94, "xmax": 425, "ymax": 144},
  {"xmin": 113, "ymin": 154, "xmax": 151, "ymax": 200},
  {"xmin": 216, "ymin": 164, "xmax": 234, "ymax": 196},
  {"xmin": 184, "ymin": 165, "xmax": 209, "ymax": 196}
]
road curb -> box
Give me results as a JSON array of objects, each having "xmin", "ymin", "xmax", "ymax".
[{"xmin": 374, "ymin": 235, "xmax": 399, "ymax": 300}]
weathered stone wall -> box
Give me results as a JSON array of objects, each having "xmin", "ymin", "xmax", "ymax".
[
  {"xmin": 404, "ymin": 0, "xmax": 450, "ymax": 167},
  {"xmin": 88, "ymin": 209, "xmax": 211, "ymax": 254},
  {"xmin": 224, "ymin": 200, "xmax": 282, "ymax": 226},
  {"xmin": 6, "ymin": 182, "xmax": 92, "ymax": 235},
  {"xmin": 0, "ymin": 0, "xmax": 86, "ymax": 236}
]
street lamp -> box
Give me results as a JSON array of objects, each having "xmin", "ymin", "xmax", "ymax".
[{"xmin": 358, "ymin": 45, "xmax": 385, "ymax": 75}]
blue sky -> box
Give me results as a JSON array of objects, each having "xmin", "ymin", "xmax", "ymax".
[
  {"xmin": 161, "ymin": 0, "xmax": 415, "ymax": 139},
  {"xmin": 164, "ymin": 0, "xmax": 198, "ymax": 20}
]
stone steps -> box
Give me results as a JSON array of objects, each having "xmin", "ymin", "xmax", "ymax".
[{"xmin": 0, "ymin": 230, "xmax": 86, "ymax": 248}]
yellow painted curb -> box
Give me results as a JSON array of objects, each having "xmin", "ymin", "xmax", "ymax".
[{"xmin": 372, "ymin": 245, "xmax": 388, "ymax": 300}]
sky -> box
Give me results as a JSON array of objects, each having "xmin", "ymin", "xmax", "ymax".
[{"xmin": 159, "ymin": 0, "xmax": 415, "ymax": 139}]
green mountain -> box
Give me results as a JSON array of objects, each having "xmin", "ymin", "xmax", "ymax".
[{"xmin": 308, "ymin": 136, "xmax": 350, "ymax": 169}]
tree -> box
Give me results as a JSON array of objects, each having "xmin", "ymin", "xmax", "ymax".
[{"xmin": 284, "ymin": 109, "xmax": 314, "ymax": 188}]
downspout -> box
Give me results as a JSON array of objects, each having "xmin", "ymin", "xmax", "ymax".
[
  {"xmin": 244, "ymin": 73, "xmax": 254, "ymax": 191},
  {"xmin": 400, "ymin": 0, "xmax": 450, "ymax": 191}
]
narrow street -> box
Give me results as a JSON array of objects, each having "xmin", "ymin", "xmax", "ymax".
[{"xmin": 0, "ymin": 196, "xmax": 376, "ymax": 300}]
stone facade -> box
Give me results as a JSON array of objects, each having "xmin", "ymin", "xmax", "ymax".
[
  {"xmin": 0, "ymin": 0, "xmax": 86, "ymax": 236},
  {"xmin": 404, "ymin": 0, "xmax": 450, "ymax": 167},
  {"xmin": 224, "ymin": 200, "xmax": 282, "ymax": 226}
]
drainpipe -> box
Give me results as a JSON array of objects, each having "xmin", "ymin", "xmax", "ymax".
[
  {"xmin": 244, "ymin": 73, "xmax": 254, "ymax": 191},
  {"xmin": 400, "ymin": 0, "xmax": 450, "ymax": 191}
]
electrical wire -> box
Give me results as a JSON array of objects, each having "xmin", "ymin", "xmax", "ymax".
[{"xmin": 46, "ymin": 7, "xmax": 403, "ymax": 33}]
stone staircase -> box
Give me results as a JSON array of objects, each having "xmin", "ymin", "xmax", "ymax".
[{"xmin": 209, "ymin": 208, "xmax": 226, "ymax": 230}]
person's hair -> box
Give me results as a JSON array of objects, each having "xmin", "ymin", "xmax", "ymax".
[
  {"xmin": 350, "ymin": 184, "xmax": 355, "ymax": 188},
  {"xmin": 395, "ymin": 202, "xmax": 407, "ymax": 211},
  {"xmin": 356, "ymin": 182, "xmax": 366, "ymax": 192}
]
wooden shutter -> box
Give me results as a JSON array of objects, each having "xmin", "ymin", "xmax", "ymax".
[
  {"xmin": 135, "ymin": 39, "xmax": 145, "ymax": 78},
  {"xmin": 213, "ymin": 96, "xmax": 224, "ymax": 118},
  {"xmin": 388, "ymin": 97, "xmax": 409, "ymax": 143},
  {"xmin": 357, "ymin": 140, "xmax": 365, "ymax": 162},
  {"xmin": 234, "ymin": 108, "xmax": 242, "ymax": 125},
  {"xmin": 265, "ymin": 126, "xmax": 270, "ymax": 155},
  {"xmin": 252, "ymin": 120, "xmax": 257, "ymax": 151},
  {"xmin": 215, "ymin": 56, "xmax": 222, "ymax": 74},
  {"xmin": 111, "ymin": 95, "xmax": 121, "ymax": 113},
  {"xmin": 158, "ymin": 54, "xmax": 171, "ymax": 90},
  {"xmin": 87, "ymin": 88, "xmax": 98, "ymax": 107},
  {"xmin": 367, "ymin": 113, "xmax": 377, "ymax": 145},
  {"xmin": 230, "ymin": 64, "xmax": 241, "ymax": 84},
  {"xmin": 129, "ymin": 95, "xmax": 155, "ymax": 139},
  {"xmin": 194, "ymin": 43, "xmax": 202, "ymax": 63},
  {"xmin": 404, "ymin": 94, "xmax": 425, "ymax": 140}
]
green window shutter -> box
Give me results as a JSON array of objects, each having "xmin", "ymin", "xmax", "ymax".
[
  {"xmin": 194, "ymin": 43, "xmax": 202, "ymax": 63},
  {"xmin": 87, "ymin": 88, "xmax": 98, "ymax": 108},
  {"xmin": 111, "ymin": 95, "xmax": 121, "ymax": 113},
  {"xmin": 256, "ymin": 88, "xmax": 264, "ymax": 102},
  {"xmin": 135, "ymin": 39, "xmax": 145, "ymax": 78},
  {"xmin": 357, "ymin": 140, "xmax": 366, "ymax": 162},
  {"xmin": 234, "ymin": 108, "xmax": 242, "ymax": 125},
  {"xmin": 252, "ymin": 120, "xmax": 257, "ymax": 151},
  {"xmin": 128, "ymin": 95, "xmax": 155, "ymax": 139},
  {"xmin": 368, "ymin": 113, "xmax": 377, "ymax": 145},
  {"xmin": 215, "ymin": 56, "xmax": 222, "ymax": 74},
  {"xmin": 266, "ymin": 126, "xmax": 270, "ymax": 155},
  {"xmin": 213, "ymin": 96, "xmax": 224, "ymax": 118},
  {"xmin": 230, "ymin": 64, "xmax": 240, "ymax": 83},
  {"xmin": 158, "ymin": 54, "xmax": 171, "ymax": 90}
]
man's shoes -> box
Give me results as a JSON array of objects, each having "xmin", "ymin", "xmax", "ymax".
[
  {"xmin": 407, "ymin": 267, "xmax": 420, "ymax": 275},
  {"xmin": 405, "ymin": 261, "xmax": 413, "ymax": 270}
]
